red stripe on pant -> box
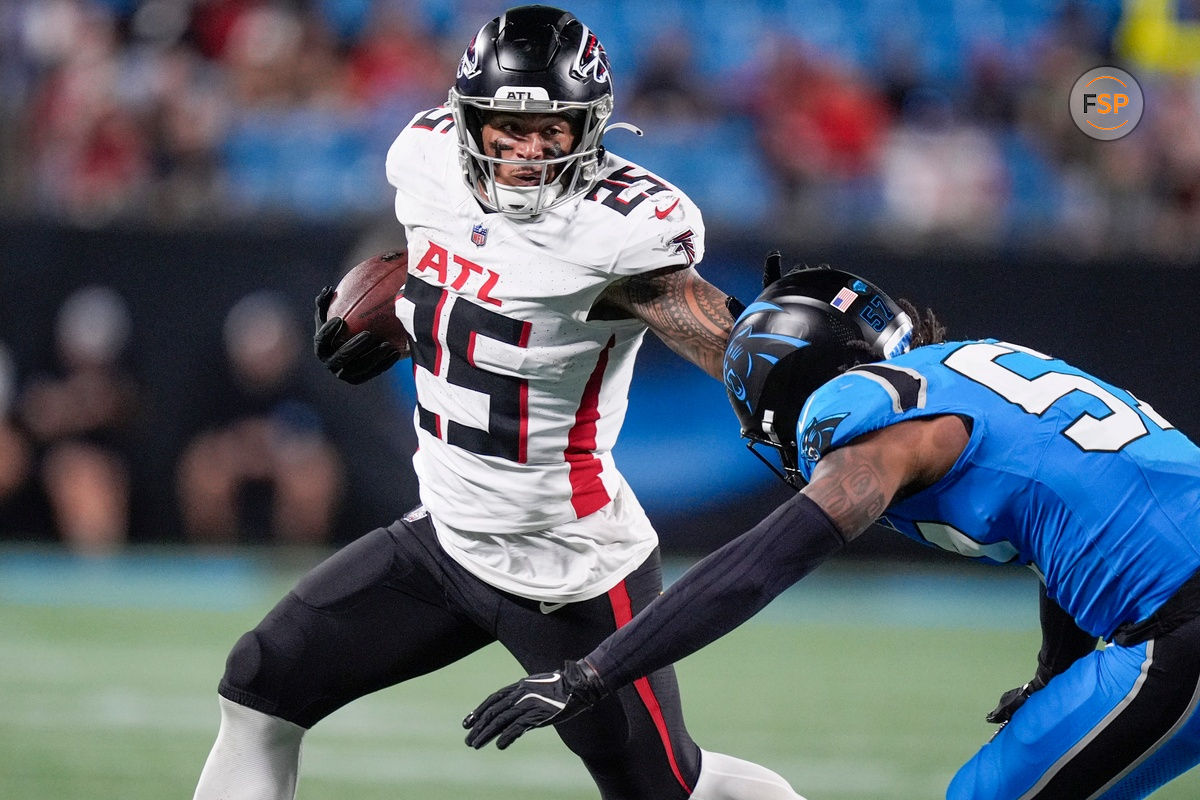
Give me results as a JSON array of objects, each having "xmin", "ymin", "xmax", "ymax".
[{"xmin": 607, "ymin": 579, "xmax": 693, "ymax": 794}]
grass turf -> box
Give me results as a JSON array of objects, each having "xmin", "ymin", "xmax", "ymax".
[{"xmin": 1, "ymin": 550, "xmax": 1197, "ymax": 799}]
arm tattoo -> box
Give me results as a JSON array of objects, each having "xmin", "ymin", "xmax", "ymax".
[
  {"xmin": 613, "ymin": 268, "xmax": 733, "ymax": 380},
  {"xmin": 804, "ymin": 446, "xmax": 891, "ymax": 539}
]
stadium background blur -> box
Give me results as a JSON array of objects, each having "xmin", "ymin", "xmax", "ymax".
[{"xmin": 2, "ymin": 1, "xmax": 1200, "ymax": 798}]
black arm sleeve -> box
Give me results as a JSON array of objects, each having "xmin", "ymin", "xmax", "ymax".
[
  {"xmin": 586, "ymin": 492, "xmax": 846, "ymax": 692},
  {"xmin": 1036, "ymin": 583, "xmax": 1099, "ymax": 679}
]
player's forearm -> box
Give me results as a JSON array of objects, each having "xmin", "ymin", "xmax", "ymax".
[
  {"xmin": 656, "ymin": 333, "xmax": 727, "ymax": 381},
  {"xmin": 643, "ymin": 287, "xmax": 733, "ymax": 380},
  {"xmin": 612, "ymin": 267, "xmax": 735, "ymax": 381},
  {"xmin": 585, "ymin": 492, "xmax": 846, "ymax": 692}
]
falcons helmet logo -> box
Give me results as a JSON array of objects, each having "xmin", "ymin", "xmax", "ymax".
[
  {"xmin": 570, "ymin": 29, "xmax": 610, "ymax": 84},
  {"xmin": 458, "ymin": 29, "xmax": 483, "ymax": 80}
]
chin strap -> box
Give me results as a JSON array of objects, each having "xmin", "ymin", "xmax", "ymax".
[
  {"xmin": 603, "ymin": 121, "xmax": 644, "ymax": 137},
  {"xmin": 492, "ymin": 182, "xmax": 563, "ymax": 214}
]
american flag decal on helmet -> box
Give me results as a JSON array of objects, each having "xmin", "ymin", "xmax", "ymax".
[
  {"xmin": 668, "ymin": 229, "xmax": 696, "ymax": 266},
  {"xmin": 571, "ymin": 29, "xmax": 610, "ymax": 84},
  {"xmin": 830, "ymin": 286, "xmax": 858, "ymax": 311}
]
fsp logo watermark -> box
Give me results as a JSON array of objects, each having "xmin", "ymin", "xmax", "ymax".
[{"xmin": 1070, "ymin": 66, "xmax": 1144, "ymax": 141}]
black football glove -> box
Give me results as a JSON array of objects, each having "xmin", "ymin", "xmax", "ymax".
[
  {"xmin": 725, "ymin": 294, "xmax": 746, "ymax": 320},
  {"xmin": 762, "ymin": 249, "xmax": 783, "ymax": 288},
  {"xmin": 723, "ymin": 249, "xmax": 786, "ymax": 321},
  {"xmin": 463, "ymin": 659, "xmax": 609, "ymax": 750},
  {"xmin": 313, "ymin": 286, "xmax": 401, "ymax": 385},
  {"xmin": 986, "ymin": 670, "xmax": 1049, "ymax": 726}
]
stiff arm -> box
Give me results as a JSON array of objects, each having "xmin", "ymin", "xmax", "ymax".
[
  {"xmin": 463, "ymin": 415, "xmax": 970, "ymax": 749},
  {"xmin": 586, "ymin": 415, "xmax": 966, "ymax": 687},
  {"xmin": 594, "ymin": 265, "xmax": 737, "ymax": 381}
]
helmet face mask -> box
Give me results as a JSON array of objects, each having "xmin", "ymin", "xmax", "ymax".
[
  {"xmin": 450, "ymin": 6, "xmax": 615, "ymax": 218},
  {"xmin": 722, "ymin": 268, "xmax": 914, "ymax": 488}
]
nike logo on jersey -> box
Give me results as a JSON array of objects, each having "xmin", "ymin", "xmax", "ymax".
[
  {"xmin": 539, "ymin": 601, "xmax": 568, "ymax": 614},
  {"xmin": 654, "ymin": 198, "xmax": 680, "ymax": 219}
]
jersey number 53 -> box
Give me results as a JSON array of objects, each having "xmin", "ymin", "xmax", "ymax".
[{"xmin": 945, "ymin": 341, "xmax": 1173, "ymax": 452}]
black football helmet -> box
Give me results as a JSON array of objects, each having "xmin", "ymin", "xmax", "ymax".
[
  {"xmin": 723, "ymin": 268, "xmax": 914, "ymax": 487},
  {"xmin": 450, "ymin": 5, "xmax": 615, "ymax": 217}
]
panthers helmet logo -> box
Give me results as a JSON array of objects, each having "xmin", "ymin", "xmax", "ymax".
[
  {"xmin": 723, "ymin": 323, "xmax": 752, "ymax": 403},
  {"xmin": 722, "ymin": 305, "xmax": 810, "ymax": 412}
]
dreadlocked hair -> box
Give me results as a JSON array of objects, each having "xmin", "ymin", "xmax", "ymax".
[{"xmin": 897, "ymin": 298, "xmax": 946, "ymax": 347}]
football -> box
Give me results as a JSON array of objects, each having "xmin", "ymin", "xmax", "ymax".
[{"xmin": 327, "ymin": 250, "xmax": 411, "ymax": 355}]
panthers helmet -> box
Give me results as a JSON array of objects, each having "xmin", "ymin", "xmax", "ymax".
[
  {"xmin": 449, "ymin": 5, "xmax": 614, "ymax": 217},
  {"xmin": 723, "ymin": 268, "xmax": 913, "ymax": 485}
]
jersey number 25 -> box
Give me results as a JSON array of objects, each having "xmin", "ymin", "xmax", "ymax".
[{"xmin": 406, "ymin": 275, "xmax": 530, "ymax": 462}]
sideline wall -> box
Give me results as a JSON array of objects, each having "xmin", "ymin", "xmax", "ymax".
[{"xmin": 2, "ymin": 222, "xmax": 1195, "ymax": 555}]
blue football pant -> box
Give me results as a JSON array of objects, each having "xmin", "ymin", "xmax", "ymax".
[{"xmin": 949, "ymin": 613, "xmax": 1200, "ymax": 799}]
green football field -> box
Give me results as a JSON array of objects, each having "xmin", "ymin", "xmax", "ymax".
[{"xmin": 1, "ymin": 548, "xmax": 1197, "ymax": 800}]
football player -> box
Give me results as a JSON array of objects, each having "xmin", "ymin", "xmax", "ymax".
[
  {"xmin": 465, "ymin": 267, "xmax": 1200, "ymax": 799},
  {"xmin": 193, "ymin": 5, "xmax": 805, "ymax": 800}
]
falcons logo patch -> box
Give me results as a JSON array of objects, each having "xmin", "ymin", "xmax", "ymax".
[{"xmin": 667, "ymin": 229, "xmax": 697, "ymax": 266}]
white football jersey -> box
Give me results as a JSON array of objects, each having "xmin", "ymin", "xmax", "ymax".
[{"xmin": 385, "ymin": 106, "xmax": 706, "ymax": 600}]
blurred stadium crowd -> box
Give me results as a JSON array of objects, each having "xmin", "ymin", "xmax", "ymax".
[
  {"xmin": 0, "ymin": 280, "xmax": 365, "ymax": 553},
  {"xmin": 1, "ymin": 0, "xmax": 1198, "ymax": 257}
]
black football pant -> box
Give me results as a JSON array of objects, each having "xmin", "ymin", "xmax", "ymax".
[{"xmin": 218, "ymin": 510, "xmax": 702, "ymax": 799}]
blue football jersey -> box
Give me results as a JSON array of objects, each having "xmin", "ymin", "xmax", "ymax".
[{"xmin": 795, "ymin": 340, "xmax": 1200, "ymax": 638}]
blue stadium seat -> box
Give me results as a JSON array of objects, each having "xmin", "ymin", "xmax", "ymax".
[
  {"xmin": 222, "ymin": 110, "xmax": 386, "ymax": 218},
  {"xmin": 612, "ymin": 117, "xmax": 775, "ymax": 228},
  {"xmin": 996, "ymin": 129, "xmax": 1062, "ymax": 239}
]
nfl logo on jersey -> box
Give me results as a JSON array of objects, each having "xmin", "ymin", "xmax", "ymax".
[{"xmin": 471, "ymin": 223, "xmax": 488, "ymax": 247}]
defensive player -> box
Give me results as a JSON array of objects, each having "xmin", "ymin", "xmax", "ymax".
[
  {"xmin": 193, "ymin": 6, "xmax": 805, "ymax": 800},
  {"xmin": 464, "ymin": 267, "xmax": 1200, "ymax": 799}
]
